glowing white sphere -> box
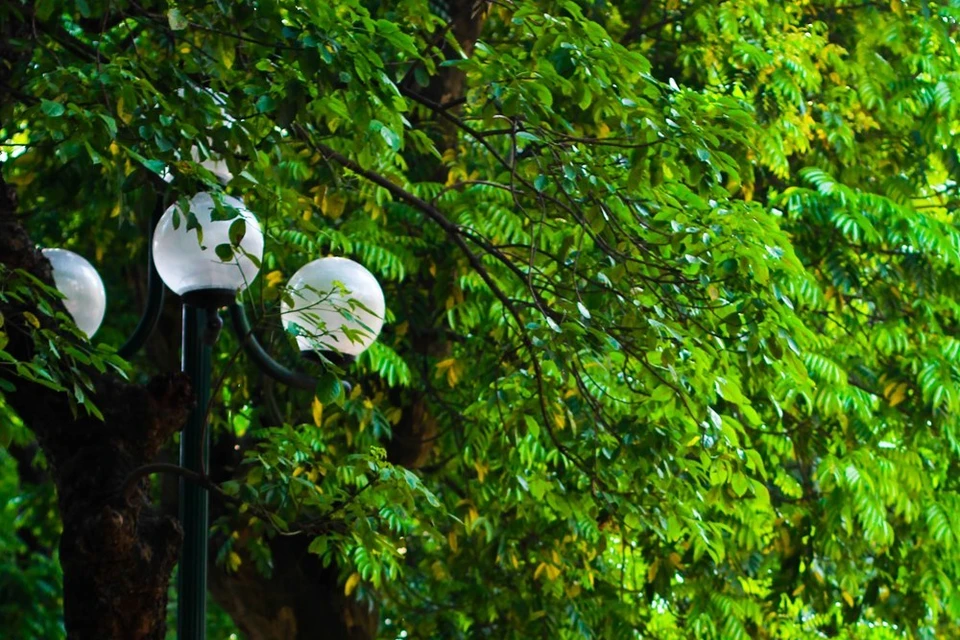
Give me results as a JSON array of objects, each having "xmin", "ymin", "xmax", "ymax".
[
  {"xmin": 280, "ymin": 257, "xmax": 385, "ymax": 356},
  {"xmin": 42, "ymin": 248, "xmax": 107, "ymax": 338},
  {"xmin": 152, "ymin": 192, "xmax": 263, "ymax": 299}
]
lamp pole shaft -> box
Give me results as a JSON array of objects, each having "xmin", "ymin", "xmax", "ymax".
[{"xmin": 178, "ymin": 304, "xmax": 213, "ymax": 640}]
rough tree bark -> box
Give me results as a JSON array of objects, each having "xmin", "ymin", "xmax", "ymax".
[
  {"xmin": 207, "ymin": 534, "xmax": 378, "ymax": 640},
  {"xmin": 0, "ymin": 179, "xmax": 192, "ymax": 639}
]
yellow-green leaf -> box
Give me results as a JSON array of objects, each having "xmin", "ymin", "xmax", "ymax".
[
  {"xmin": 321, "ymin": 191, "xmax": 346, "ymax": 219},
  {"xmin": 344, "ymin": 572, "xmax": 361, "ymax": 596}
]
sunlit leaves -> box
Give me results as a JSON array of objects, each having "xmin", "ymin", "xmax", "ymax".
[{"xmin": 5, "ymin": 0, "xmax": 960, "ymax": 637}]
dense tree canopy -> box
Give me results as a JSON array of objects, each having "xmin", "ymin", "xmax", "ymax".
[{"xmin": 3, "ymin": 0, "xmax": 960, "ymax": 638}]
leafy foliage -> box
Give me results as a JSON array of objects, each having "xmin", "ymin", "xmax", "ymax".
[
  {"xmin": 3, "ymin": 0, "xmax": 960, "ymax": 638},
  {"xmin": 0, "ymin": 266, "xmax": 128, "ymax": 422}
]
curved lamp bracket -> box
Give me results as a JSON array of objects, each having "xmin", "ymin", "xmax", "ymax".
[
  {"xmin": 228, "ymin": 302, "xmax": 316, "ymax": 390},
  {"xmin": 118, "ymin": 200, "xmax": 167, "ymax": 359}
]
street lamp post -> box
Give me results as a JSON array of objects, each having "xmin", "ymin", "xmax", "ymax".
[
  {"xmin": 178, "ymin": 303, "xmax": 215, "ymax": 638},
  {"xmin": 44, "ymin": 188, "xmax": 385, "ymax": 640},
  {"xmin": 152, "ymin": 191, "xmax": 266, "ymax": 639}
]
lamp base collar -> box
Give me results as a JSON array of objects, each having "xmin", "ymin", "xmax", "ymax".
[{"xmin": 181, "ymin": 288, "xmax": 237, "ymax": 309}]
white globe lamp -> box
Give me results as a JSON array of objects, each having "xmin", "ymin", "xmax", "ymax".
[
  {"xmin": 152, "ymin": 192, "xmax": 263, "ymax": 308},
  {"xmin": 41, "ymin": 248, "xmax": 107, "ymax": 338},
  {"xmin": 280, "ymin": 257, "xmax": 385, "ymax": 363}
]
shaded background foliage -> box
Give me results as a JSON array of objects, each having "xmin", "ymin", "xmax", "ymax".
[{"xmin": 3, "ymin": 0, "xmax": 960, "ymax": 638}]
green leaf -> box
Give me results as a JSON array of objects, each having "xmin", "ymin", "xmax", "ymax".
[
  {"xmin": 314, "ymin": 372, "xmax": 344, "ymax": 406},
  {"xmin": 141, "ymin": 159, "xmax": 167, "ymax": 176},
  {"xmin": 256, "ymin": 95, "xmax": 275, "ymax": 113},
  {"xmin": 379, "ymin": 126, "xmax": 401, "ymax": 151},
  {"xmin": 624, "ymin": 512, "xmax": 643, "ymax": 530},
  {"xmin": 731, "ymin": 472, "xmax": 748, "ymax": 498},
  {"xmin": 168, "ymin": 7, "xmax": 188, "ymax": 30},
  {"xmin": 228, "ymin": 218, "xmax": 247, "ymax": 247},
  {"xmin": 214, "ymin": 243, "xmax": 235, "ymax": 262},
  {"xmin": 35, "ymin": 0, "xmax": 57, "ymax": 21},
  {"xmin": 523, "ymin": 414, "xmax": 540, "ymax": 438},
  {"xmin": 528, "ymin": 83, "xmax": 553, "ymax": 108},
  {"xmin": 308, "ymin": 536, "xmax": 328, "ymax": 556},
  {"xmin": 41, "ymin": 100, "xmax": 65, "ymax": 117},
  {"xmin": 98, "ymin": 114, "xmax": 117, "ymax": 139},
  {"xmin": 217, "ymin": 38, "xmax": 236, "ymax": 70}
]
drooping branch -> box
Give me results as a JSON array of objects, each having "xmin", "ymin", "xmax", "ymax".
[{"xmin": 304, "ymin": 139, "xmax": 602, "ymax": 484}]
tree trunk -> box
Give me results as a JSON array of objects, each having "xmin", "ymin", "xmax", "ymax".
[
  {"xmin": 0, "ymin": 179, "xmax": 193, "ymax": 639},
  {"xmin": 208, "ymin": 535, "xmax": 377, "ymax": 640}
]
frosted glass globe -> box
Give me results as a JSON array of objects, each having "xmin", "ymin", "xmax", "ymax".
[
  {"xmin": 152, "ymin": 192, "xmax": 263, "ymax": 303},
  {"xmin": 280, "ymin": 257, "xmax": 385, "ymax": 356},
  {"xmin": 41, "ymin": 248, "xmax": 107, "ymax": 338}
]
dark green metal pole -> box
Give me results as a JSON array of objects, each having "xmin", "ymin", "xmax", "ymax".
[{"xmin": 178, "ymin": 304, "xmax": 213, "ymax": 640}]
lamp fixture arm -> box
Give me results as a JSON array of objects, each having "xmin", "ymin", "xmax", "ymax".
[
  {"xmin": 118, "ymin": 199, "xmax": 167, "ymax": 359},
  {"xmin": 228, "ymin": 302, "xmax": 316, "ymax": 390}
]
